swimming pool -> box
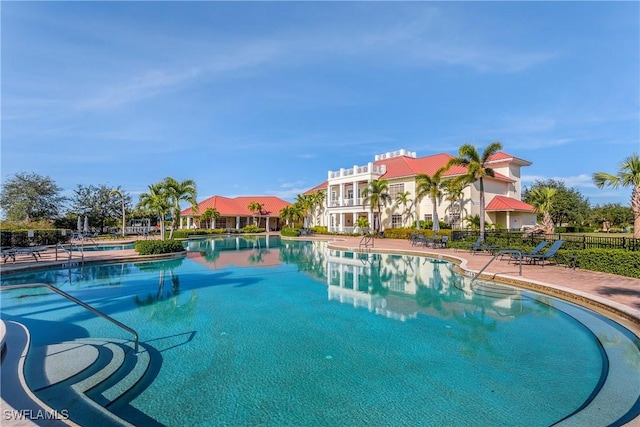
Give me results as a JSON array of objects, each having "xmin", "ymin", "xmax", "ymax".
[
  {"xmin": 1, "ymin": 236, "xmax": 639, "ymax": 426},
  {"xmin": 71, "ymin": 243, "xmax": 135, "ymax": 251}
]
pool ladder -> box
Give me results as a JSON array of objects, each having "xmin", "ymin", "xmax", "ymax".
[
  {"xmin": 470, "ymin": 249, "xmax": 523, "ymax": 286},
  {"xmin": 1, "ymin": 283, "xmax": 140, "ymax": 354},
  {"xmin": 359, "ymin": 234, "xmax": 374, "ymax": 250}
]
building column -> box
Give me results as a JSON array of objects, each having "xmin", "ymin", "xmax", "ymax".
[
  {"xmin": 236, "ymin": 216, "xmax": 240, "ymax": 229},
  {"xmin": 339, "ymin": 212, "xmax": 345, "ymax": 233},
  {"xmin": 339, "ymin": 183, "xmax": 344, "ymax": 207}
]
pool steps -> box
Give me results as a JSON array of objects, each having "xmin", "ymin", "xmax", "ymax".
[{"xmin": 1, "ymin": 320, "xmax": 159, "ymax": 426}]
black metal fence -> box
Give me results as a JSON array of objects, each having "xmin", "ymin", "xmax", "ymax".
[{"xmin": 452, "ymin": 230, "xmax": 640, "ymax": 252}]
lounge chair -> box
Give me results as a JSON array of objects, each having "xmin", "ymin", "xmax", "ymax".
[
  {"xmin": 506, "ymin": 241, "xmax": 549, "ymax": 264},
  {"xmin": 525, "ymin": 240, "xmax": 564, "ymax": 266},
  {"xmin": 2, "ymin": 247, "xmax": 43, "ymax": 263},
  {"xmin": 469, "ymin": 237, "xmax": 499, "ymax": 255}
]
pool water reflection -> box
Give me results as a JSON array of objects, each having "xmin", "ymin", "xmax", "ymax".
[{"xmin": 1, "ymin": 236, "xmax": 639, "ymax": 426}]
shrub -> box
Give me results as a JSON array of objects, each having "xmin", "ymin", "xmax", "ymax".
[
  {"xmin": 134, "ymin": 240, "xmax": 185, "ymax": 255},
  {"xmin": 241, "ymin": 225, "xmax": 265, "ymax": 233},
  {"xmin": 280, "ymin": 227, "xmax": 301, "ymax": 237},
  {"xmin": 555, "ymin": 249, "xmax": 640, "ymax": 278}
]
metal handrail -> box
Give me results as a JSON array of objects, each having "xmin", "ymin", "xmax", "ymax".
[
  {"xmin": 470, "ymin": 249, "xmax": 523, "ymax": 286},
  {"xmin": 1, "ymin": 283, "xmax": 139, "ymax": 353},
  {"xmin": 359, "ymin": 234, "xmax": 374, "ymax": 250},
  {"xmin": 55, "ymin": 242, "xmax": 84, "ymax": 264}
]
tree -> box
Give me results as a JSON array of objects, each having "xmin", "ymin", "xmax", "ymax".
[
  {"xmin": 394, "ymin": 191, "xmax": 413, "ymax": 227},
  {"xmin": 416, "ymin": 167, "xmax": 447, "ymax": 232},
  {"xmin": 0, "ymin": 172, "xmax": 67, "ymax": 222},
  {"xmin": 362, "ymin": 179, "xmax": 391, "ymax": 234},
  {"xmin": 593, "ymin": 153, "xmax": 640, "ymax": 238},
  {"xmin": 527, "ymin": 186, "xmax": 557, "ymax": 234},
  {"xmin": 447, "ymin": 142, "xmax": 503, "ymax": 239},
  {"xmin": 109, "ymin": 187, "xmax": 132, "ymax": 237},
  {"xmin": 248, "ymin": 201, "xmax": 264, "ymax": 227},
  {"xmin": 162, "ymin": 177, "xmax": 198, "ymax": 239},
  {"xmin": 138, "ymin": 183, "xmax": 170, "ymax": 240},
  {"xmin": 442, "ymin": 178, "xmax": 467, "ymax": 229},
  {"xmin": 588, "ymin": 203, "xmax": 633, "ymax": 230},
  {"xmin": 199, "ymin": 208, "xmax": 220, "ymax": 229},
  {"xmin": 523, "ymin": 179, "xmax": 589, "ymax": 227},
  {"xmin": 70, "ymin": 184, "xmax": 128, "ymax": 233}
]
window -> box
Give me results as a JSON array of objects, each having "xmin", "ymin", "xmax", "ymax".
[
  {"xmin": 423, "ymin": 214, "xmax": 433, "ymax": 223},
  {"xmin": 391, "ymin": 214, "xmax": 403, "ymax": 228},
  {"xmin": 388, "ymin": 183, "xmax": 405, "ymax": 200}
]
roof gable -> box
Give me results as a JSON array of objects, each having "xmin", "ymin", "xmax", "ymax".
[
  {"xmin": 182, "ymin": 195, "xmax": 291, "ymax": 217},
  {"xmin": 485, "ymin": 196, "xmax": 535, "ymax": 212}
]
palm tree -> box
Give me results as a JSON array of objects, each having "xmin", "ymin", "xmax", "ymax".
[
  {"xmin": 295, "ymin": 194, "xmax": 314, "ymax": 228},
  {"xmin": 309, "ymin": 191, "xmax": 326, "ymax": 225},
  {"xmin": 416, "ymin": 167, "xmax": 447, "ymax": 232},
  {"xmin": 248, "ymin": 201, "xmax": 264, "ymax": 227},
  {"xmin": 109, "ymin": 188, "xmax": 127, "ymax": 237},
  {"xmin": 394, "ymin": 191, "xmax": 413, "ymax": 227},
  {"xmin": 447, "ymin": 142, "xmax": 503, "ymax": 239},
  {"xmin": 441, "ymin": 178, "xmax": 466, "ymax": 229},
  {"xmin": 200, "ymin": 207, "xmax": 220, "ymax": 229},
  {"xmin": 162, "ymin": 177, "xmax": 198, "ymax": 239},
  {"xmin": 138, "ymin": 183, "xmax": 170, "ymax": 240},
  {"xmin": 593, "ymin": 153, "xmax": 640, "ymax": 238},
  {"xmin": 361, "ymin": 179, "xmax": 391, "ymax": 235},
  {"xmin": 528, "ymin": 186, "xmax": 557, "ymax": 234}
]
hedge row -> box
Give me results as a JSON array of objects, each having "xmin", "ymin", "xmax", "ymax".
[
  {"xmin": 134, "ymin": 240, "xmax": 185, "ymax": 255},
  {"xmin": 555, "ymin": 249, "xmax": 640, "ymax": 278}
]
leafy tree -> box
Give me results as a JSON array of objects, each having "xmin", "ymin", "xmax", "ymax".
[
  {"xmin": 447, "ymin": 142, "xmax": 503, "ymax": 239},
  {"xmin": 70, "ymin": 184, "xmax": 130, "ymax": 233},
  {"xmin": 588, "ymin": 203, "xmax": 633, "ymax": 230},
  {"xmin": 162, "ymin": 177, "xmax": 198, "ymax": 239},
  {"xmin": 362, "ymin": 179, "xmax": 391, "ymax": 234},
  {"xmin": 527, "ymin": 186, "xmax": 557, "ymax": 233},
  {"xmin": 138, "ymin": 183, "xmax": 171, "ymax": 240},
  {"xmin": 523, "ymin": 179, "xmax": 589, "ymax": 227},
  {"xmin": 0, "ymin": 172, "xmax": 67, "ymax": 222},
  {"xmin": 593, "ymin": 153, "xmax": 640, "ymax": 238}
]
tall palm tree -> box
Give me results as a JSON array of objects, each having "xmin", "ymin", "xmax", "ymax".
[
  {"xmin": 447, "ymin": 142, "xmax": 503, "ymax": 239},
  {"xmin": 528, "ymin": 186, "xmax": 557, "ymax": 234},
  {"xmin": 593, "ymin": 153, "xmax": 640, "ymax": 238},
  {"xmin": 162, "ymin": 177, "xmax": 198, "ymax": 239},
  {"xmin": 309, "ymin": 191, "xmax": 326, "ymax": 225},
  {"xmin": 416, "ymin": 167, "xmax": 447, "ymax": 232},
  {"xmin": 138, "ymin": 183, "xmax": 170, "ymax": 240},
  {"xmin": 362, "ymin": 179, "xmax": 391, "ymax": 234},
  {"xmin": 394, "ymin": 191, "xmax": 413, "ymax": 227},
  {"xmin": 247, "ymin": 201, "xmax": 264, "ymax": 227}
]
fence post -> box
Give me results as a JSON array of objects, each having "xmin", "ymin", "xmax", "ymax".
[
  {"xmin": 622, "ymin": 237, "xmax": 626, "ymax": 250},
  {"xmin": 582, "ymin": 235, "xmax": 586, "ymax": 250}
]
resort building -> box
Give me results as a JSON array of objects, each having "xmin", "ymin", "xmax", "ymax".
[
  {"xmin": 179, "ymin": 195, "xmax": 291, "ymax": 231},
  {"xmin": 305, "ymin": 149, "xmax": 536, "ymax": 233}
]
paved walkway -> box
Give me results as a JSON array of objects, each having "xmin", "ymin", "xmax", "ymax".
[{"xmin": 1, "ymin": 235, "xmax": 639, "ymax": 332}]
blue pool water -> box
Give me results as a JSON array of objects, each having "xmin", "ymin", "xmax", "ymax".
[
  {"xmin": 71, "ymin": 243, "xmax": 135, "ymax": 251},
  {"xmin": 1, "ymin": 236, "xmax": 639, "ymax": 426}
]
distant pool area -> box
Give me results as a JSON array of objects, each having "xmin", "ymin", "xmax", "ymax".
[
  {"xmin": 71, "ymin": 243, "xmax": 135, "ymax": 251},
  {"xmin": 1, "ymin": 236, "xmax": 639, "ymax": 426}
]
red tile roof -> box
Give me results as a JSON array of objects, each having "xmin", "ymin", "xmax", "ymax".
[
  {"xmin": 307, "ymin": 151, "xmax": 520, "ymax": 192},
  {"xmin": 181, "ymin": 195, "xmax": 291, "ymax": 217},
  {"xmin": 485, "ymin": 196, "xmax": 535, "ymax": 212}
]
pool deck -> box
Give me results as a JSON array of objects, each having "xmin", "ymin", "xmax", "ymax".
[{"xmin": 1, "ymin": 235, "xmax": 639, "ymax": 332}]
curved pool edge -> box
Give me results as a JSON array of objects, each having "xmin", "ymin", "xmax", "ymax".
[{"xmin": 322, "ymin": 240, "xmax": 640, "ymax": 334}]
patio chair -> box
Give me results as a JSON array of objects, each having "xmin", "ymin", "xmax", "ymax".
[
  {"xmin": 469, "ymin": 237, "xmax": 499, "ymax": 255},
  {"xmin": 413, "ymin": 233, "xmax": 428, "ymax": 247},
  {"xmin": 506, "ymin": 241, "xmax": 549, "ymax": 264},
  {"xmin": 525, "ymin": 240, "xmax": 564, "ymax": 266}
]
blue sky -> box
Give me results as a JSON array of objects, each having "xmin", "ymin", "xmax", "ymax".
[{"xmin": 2, "ymin": 1, "xmax": 639, "ymax": 208}]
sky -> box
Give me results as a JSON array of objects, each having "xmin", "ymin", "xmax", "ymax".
[{"xmin": 2, "ymin": 1, "xmax": 639, "ymax": 210}]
